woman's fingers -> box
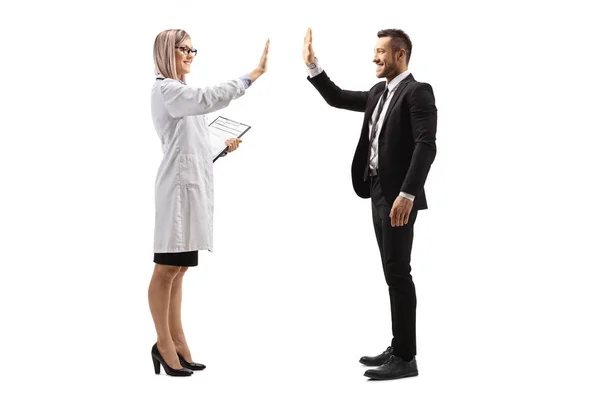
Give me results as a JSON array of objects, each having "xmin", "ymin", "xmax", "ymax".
[{"xmin": 225, "ymin": 138, "xmax": 242, "ymax": 152}]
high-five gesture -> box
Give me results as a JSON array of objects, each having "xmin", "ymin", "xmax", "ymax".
[
  {"xmin": 257, "ymin": 39, "xmax": 270, "ymax": 73},
  {"xmin": 303, "ymin": 28, "xmax": 315, "ymax": 64},
  {"xmin": 250, "ymin": 39, "xmax": 270, "ymax": 82}
]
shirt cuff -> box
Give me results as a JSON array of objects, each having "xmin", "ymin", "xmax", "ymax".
[
  {"xmin": 239, "ymin": 74, "xmax": 252, "ymax": 88},
  {"xmin": 399, "ymin": 192, "xmax": 415, "ymax": 201},
  {"xmin": 307, "ymin": 64, "xmax": 324, "ymax": 78}
]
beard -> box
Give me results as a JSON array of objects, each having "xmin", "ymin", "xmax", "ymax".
[
  {"xmin": 376, "ymin": 65, "xmax": 391, "ymax": 78},
  {"xmin": 377, "ymin": 64, "xmax": 399, "ymax": 79}
]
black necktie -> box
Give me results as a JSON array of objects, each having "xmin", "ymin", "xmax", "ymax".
[{"xmin": 365, "ymin": 87, "xmax": 389, "ymax": 180}]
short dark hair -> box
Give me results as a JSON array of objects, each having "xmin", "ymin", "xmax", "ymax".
[{"xmin": 377, "ymin": 29, "xmax": 412, "ymax": 64}]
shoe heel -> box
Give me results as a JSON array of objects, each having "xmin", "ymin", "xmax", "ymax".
[{"xmin": 152, "ymin": 355, "xmax": 160, "ymax": 374}]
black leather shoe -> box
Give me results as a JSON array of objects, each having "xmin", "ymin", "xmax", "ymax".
[
  {"xmin": 359, "ymin": 346, "xmax": 394, "ymax": 366},
  {"xmin": 151, "ymin": 343, "xmax": 193, "ymax": 376},
  {"xmin": 178, "ymin": 353, "xmax": 206, "ymax": 371},
  {"xmin": 364, "ymin": 355, "xmax": 418, "ymax": 380}
]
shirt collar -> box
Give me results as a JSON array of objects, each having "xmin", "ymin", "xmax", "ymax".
[{"xmin": 386, "ymin": 70, "xmax": 411, "ymax": 91}]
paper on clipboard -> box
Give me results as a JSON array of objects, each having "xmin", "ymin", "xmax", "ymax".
[{"xmin": 208, "ymin": 116, "xmax": 251, "ymax": 162}]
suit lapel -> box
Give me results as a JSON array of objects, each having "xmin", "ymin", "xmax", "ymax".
[{"xmin": 380, "ymin": 74, "xmax": 414, "ymax": 133}]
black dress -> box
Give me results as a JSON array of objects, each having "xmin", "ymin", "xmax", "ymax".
[{"xmin": 153, "ymin": 251, "xmax": 198, "ymax": 267}]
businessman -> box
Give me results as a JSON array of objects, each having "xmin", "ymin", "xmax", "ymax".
[{"xmin": 304, "ymin": 28, "xmax": 437, "ymax": 380}]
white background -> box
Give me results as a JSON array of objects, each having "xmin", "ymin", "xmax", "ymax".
[{"xmin": 1, "ymin": 0, "xmax": 599, "ymax": 398}]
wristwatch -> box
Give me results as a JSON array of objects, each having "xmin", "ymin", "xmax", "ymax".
[{"xmin": 306, "ymin": 57, "xmax": 318, "ymax": 69}]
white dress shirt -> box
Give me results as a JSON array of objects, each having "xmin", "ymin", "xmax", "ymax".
[{"xmin": 308, "ymin": 63, "xmax": 415, "ymax": 201}]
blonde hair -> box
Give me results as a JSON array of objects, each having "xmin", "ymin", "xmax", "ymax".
[{"xmin": 153, "ymin": 29, "xmax": 191, "ymax": 82}]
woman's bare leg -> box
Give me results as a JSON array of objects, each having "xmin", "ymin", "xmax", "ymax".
[
  {"xmin": 148, "ymin": 263, "xmax": 183, "ymax": 368},
  {"xmin": 169, "ymin": 267, "xmax": 193, "ymax": 362}
]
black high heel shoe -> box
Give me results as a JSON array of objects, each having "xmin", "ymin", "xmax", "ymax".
[
  {"xmin": 151, "ymin": 343, "xmax": 193, "ymax": 376},
  {"xmin": 178, "ymin": 353, "xmax": 206, "ymax": 371}
]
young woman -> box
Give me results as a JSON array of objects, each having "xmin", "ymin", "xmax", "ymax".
[{"xmin": 148, "ymin": 29, "xmax": 269, "ymax": 377}]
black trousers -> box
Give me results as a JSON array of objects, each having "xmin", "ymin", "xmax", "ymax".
[{"xmin": 370, "ymin": 175, "xmax": 418, "ymax": 358}]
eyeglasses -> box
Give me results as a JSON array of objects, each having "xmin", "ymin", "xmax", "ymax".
[{"xmin": 176, "ymin": 46, "xmax": 197, "ymax": 57}]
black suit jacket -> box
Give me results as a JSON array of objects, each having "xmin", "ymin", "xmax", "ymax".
[{"xmin": 308, "ymin": 71, "xmax": 437, "ymax": 210}]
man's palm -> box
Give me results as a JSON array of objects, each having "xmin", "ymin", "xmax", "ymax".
[{"xmin": 303, "ymin": 27, "xmax": 314, "ymax": 64}]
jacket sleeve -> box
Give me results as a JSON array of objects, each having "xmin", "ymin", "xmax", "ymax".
[
  {"xmin": 307, "ymin": 71, "xmax": 368, "ymax": 112},
  {"xmin": 400, "ymin": 82, "xmax": 437, "ymax": 195},
  {"xmin": 160, "ymin": 78, "xmax": 246, "ymax": 118}
]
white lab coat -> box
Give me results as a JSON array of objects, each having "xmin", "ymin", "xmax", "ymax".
[{"xmin": 151, "ymin": 74, "xmax": 246, "ymax": 253}]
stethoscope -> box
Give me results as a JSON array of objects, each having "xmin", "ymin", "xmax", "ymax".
[{"xmin": 155, "ymin": 76, "xmax": 186, "ymax": 85}]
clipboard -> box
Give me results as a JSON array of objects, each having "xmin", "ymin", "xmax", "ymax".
[{"xmin": 208, "ymin": 116, "xmax": 251, "ymax": 162}]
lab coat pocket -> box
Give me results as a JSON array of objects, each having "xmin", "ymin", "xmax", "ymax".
[
  {"xmin": 178, "ymin": 154, "xmax": 209, "ymax": 248},
  {"xmin": 179, "ymin": 154, "xmax": 203, "ymax": 189}
]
